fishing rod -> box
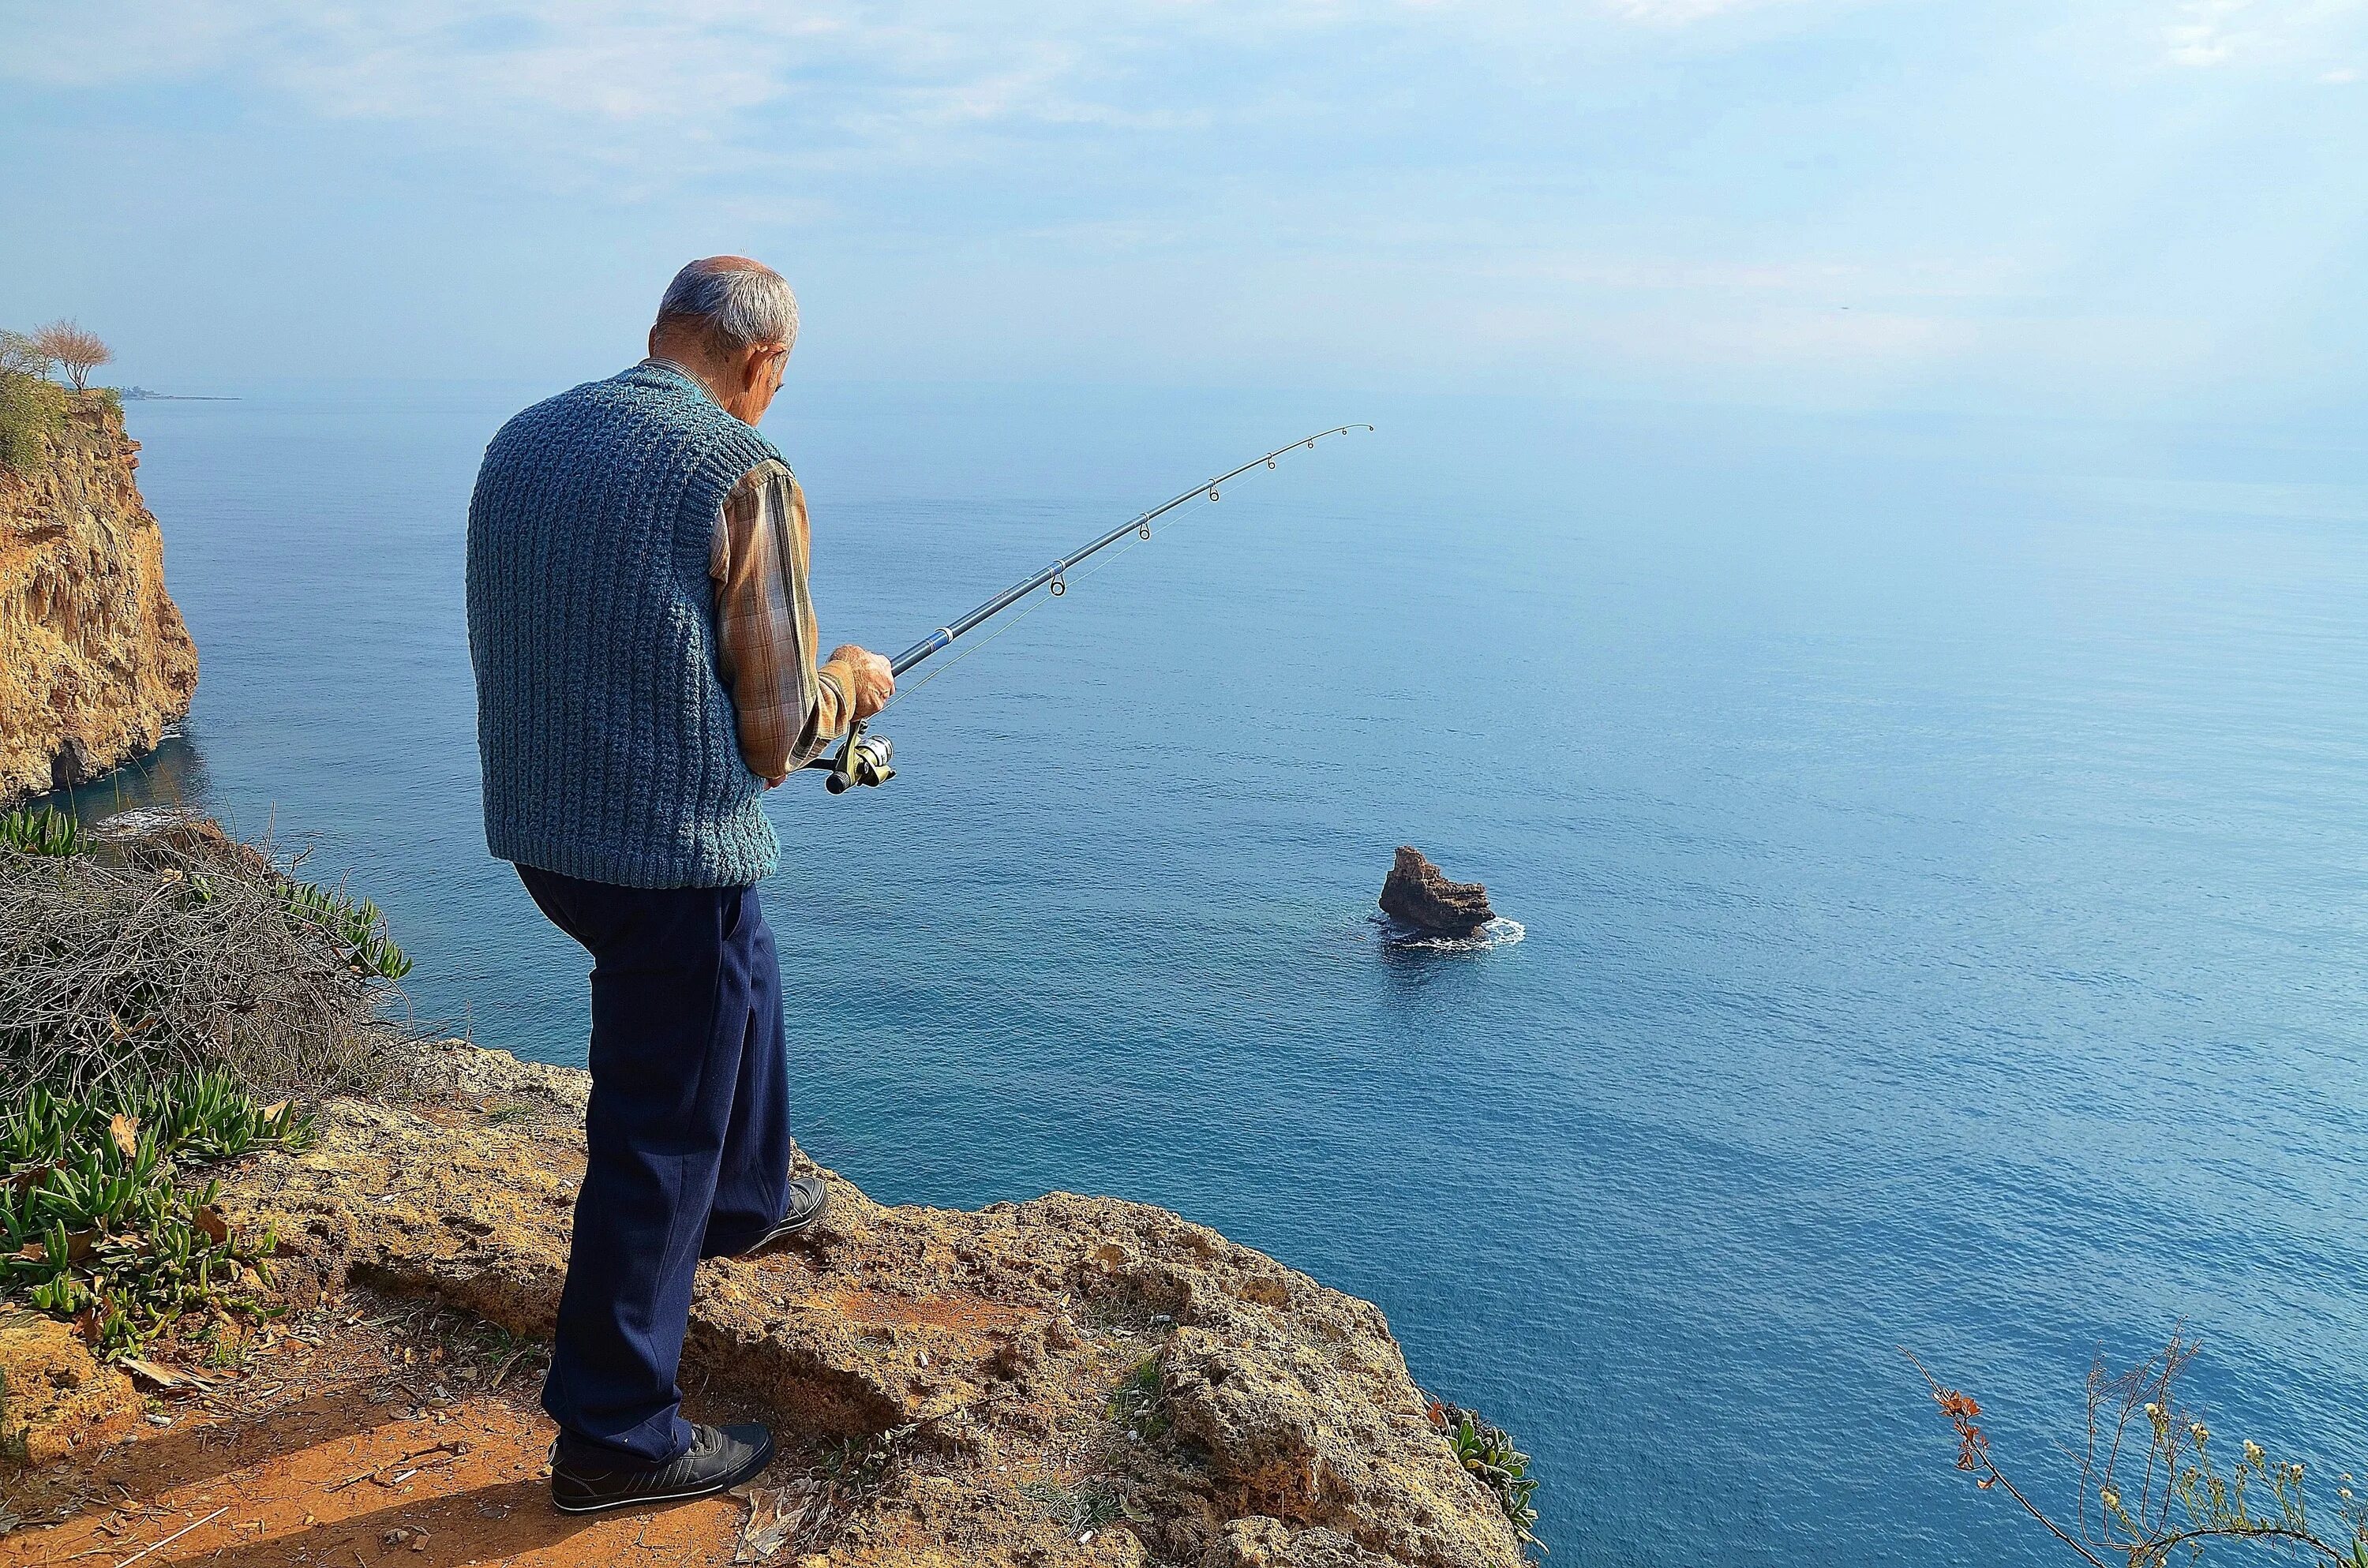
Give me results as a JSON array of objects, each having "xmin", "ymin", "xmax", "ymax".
[{"xmin": 804, "ymin": 424, "xmax": 1373, "ymax": 793}]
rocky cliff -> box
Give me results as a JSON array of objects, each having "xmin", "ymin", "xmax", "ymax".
[
  {"xmin": 184, "ymin": 1042, "xmax": 1529, "ymax": 1568},
  {"xmin": 0, "ymin": 394, "xmax": 197, "ymax": 801}
]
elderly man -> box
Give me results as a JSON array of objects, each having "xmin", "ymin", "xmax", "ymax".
[{"xmin": 466, "ymin": 256, "xmax": 893, "ymax": 1512}]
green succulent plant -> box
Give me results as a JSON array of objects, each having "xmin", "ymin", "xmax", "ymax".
[
  {"xmin": 0, "ymin": 806, "xmax": 82, "ymax": 858},
  {"xmin": 0, "ymin": 1070, "xmax": 309, "ymax": 1355},
  {"xmin": 1428, "ymin": 1398, "xmax": 1543, "ymax": 1552},
  {"xmin": 280, "ymin": 879, "xmax": 412, "ymax": 979}
]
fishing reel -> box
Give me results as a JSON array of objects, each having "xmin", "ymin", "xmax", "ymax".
[{"xmin": 824, "ymin": 721, "xmax": 895, "ymax": 794}]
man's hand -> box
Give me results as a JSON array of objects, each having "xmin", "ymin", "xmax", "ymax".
[{"xmin": 830, "ymin": 645, "xmax": 895, "ymax": 721}]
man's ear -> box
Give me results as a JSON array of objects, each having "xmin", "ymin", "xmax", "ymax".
[{"xmin": 738, "ymin": 343, "xmax": 773, "ymax": 394}]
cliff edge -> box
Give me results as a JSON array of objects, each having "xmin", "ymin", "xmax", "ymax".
[
  {"xmin": 156, "ymin": 1042, "xmax": 1524, "ymax": 1567},
  {"xmin": 0, "ymin": 394, "xmax": 197, "ymax": 801}
]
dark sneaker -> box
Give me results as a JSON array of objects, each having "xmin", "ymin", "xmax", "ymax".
[
  {"xmin": 550, "ymin": 1420, "xmax": 774, "ymax": 1514},
  {"xmin": 742, "ymin": 1175, "xmax": 831, "ymax": 1255}
]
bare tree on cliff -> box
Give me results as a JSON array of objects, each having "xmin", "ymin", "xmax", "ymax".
[{"xmin": 30, "ymin": 320, "xmax": 111, "ymax": 392}]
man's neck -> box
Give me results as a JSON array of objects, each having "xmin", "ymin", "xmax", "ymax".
[{"xmin": 644, "ymin": 354, "xmax": 718, "ymax": 404}]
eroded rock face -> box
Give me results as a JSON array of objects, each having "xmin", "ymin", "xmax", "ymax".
[
  {"xmin": 0, "ymin": 1311, "xmax": 141, "ymax": 1463},
  {"xmin": 0, "ymin": 396, "xmax": 197, "ymax": 803},
  {"xmin": 1377, "ymin": 848, "xmax": 1494, "ymax": 938},
  {"xmin": 215, "ymin": 1042, "xmax": 1525, "ymax": 1568}
]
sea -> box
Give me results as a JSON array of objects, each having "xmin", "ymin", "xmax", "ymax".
[{"xmin": 45, "ymin": 380, "xmax": 2368, "ymax": 1565}]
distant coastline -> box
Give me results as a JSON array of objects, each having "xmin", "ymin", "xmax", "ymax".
[{"xmin": 114, "ymin": 386, "xmax": 240, "ymax": 401}]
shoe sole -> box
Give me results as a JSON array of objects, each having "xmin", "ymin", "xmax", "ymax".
[{"xmin": 551, "ymin": 1433, "xmax": 776, "ymax": 1515}]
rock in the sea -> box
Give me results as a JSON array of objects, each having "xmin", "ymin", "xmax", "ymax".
[
  {"xmin": 1377, "ymin": 846, "xmax": 1495, "ymax": 937},
  {"xmin": 208, "ymin": 1041, "xmax": 1527, "ymax": 1568},
  {"xmin": 1, "ymin": 394, "xmax": 197, "ymax": 803}
]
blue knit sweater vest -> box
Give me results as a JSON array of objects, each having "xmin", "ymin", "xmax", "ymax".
[{"xmin": 466, "ymin": 362, "xmax": 785, "ymax": 889}]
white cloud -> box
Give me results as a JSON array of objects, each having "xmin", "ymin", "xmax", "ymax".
[
  {"xmin": 6, "ymin": 0, "xmax": 2362, "ymax": 405},
  {"xmin": 1596, "ymin": 0, "xmax": 1810, "ymax": 21},
  {"xmin": 2, "ymin": 0, "xmax": 1852, "ymax": 143},
  {"xmin": 2, "ymin": 4, "xmax": 1148, "ymax": 146},
  {"xmin": 0, "ymin": 1, "xmax": 1839, "ymax": 187},
  {"xmin": 1474, "ymin": 251, "xmax": 2032, "ymax": 301},
  {"xmin": 2162, "ymin": 0, "xmax": 2368, "ymax": 69},
  {"xmin": 2167, "ymin": 0, "xmax": 2250, "ymax": 65}
]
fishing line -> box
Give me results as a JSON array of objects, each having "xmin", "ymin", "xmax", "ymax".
[
  {"xmin": 884, "ymin": 487, "xmax": 1219, "ymax": 709},
  {"xmin": 807, "ymin": 425, "xmax": 1373, "ymax": 794}
]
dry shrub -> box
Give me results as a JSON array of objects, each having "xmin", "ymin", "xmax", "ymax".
[{"xmin": 0, "ymin": 812, "xmax": 418, "ymax": 1101}]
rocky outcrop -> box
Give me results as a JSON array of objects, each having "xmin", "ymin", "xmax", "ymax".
[
  {"xmin": 0, "ymin": 1310, "xmax": 141, "ymax": 1464},
  {"xmin": 1377, "ymin": 848, "xmax": 1494, "ymax": 938},
  {"xmin": 213, "ymin": 1041, "xmax": 1526, "ymax": 1568},
  {"xmin": 0, "ymin": 395, "xmax": 197, "ymax": 802}
]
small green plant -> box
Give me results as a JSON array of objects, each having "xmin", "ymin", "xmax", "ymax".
[
  {"xmin": 119, "ymin": 1068, "xmax": 310, "ymax": 1162},
  {"xmin": 441, "ymin": 1314, "xmax": 542, "ymax": 1390},
  {"xmin": 0, "ymin": 1068, "xmax": 309, "ymax": 1170},
  {"xmin": 0, "ymin": 806, "xmax": 81, "ymax": 858},
  {"xmin": 1915, "ymin": 1336, "xmax": 2368, "ymax": 1567},
  {"xmin": 281, "ymin": 879, "xmax": 413, "ymax": 979},
  {"xmin": 1428, "ymin": 1398, "xmax": 1543, "ymax": 1553},
  {"xmin": 1107, "ymin": 1357, "xmax": 1171, "ymax": 1440},
  {"xmin": 199, "ymin": 1319, "xmax": 242, "ymax": 1371},
  {"xmin": 1021, "ymin": 1479, "xmax": 1127, "ymax": 1533},
  {"xmin": 0, "ymin": 1071, "xmax": 310, "ymax": 1356},
  {"xmin": 818, "ymin": 1421, "xmax": 918, "ymax": 1499}
]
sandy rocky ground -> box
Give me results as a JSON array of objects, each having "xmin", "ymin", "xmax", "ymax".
[{"xmin": 0, "ymin": 1042, "xmax": 1522, "ymax": 1568}]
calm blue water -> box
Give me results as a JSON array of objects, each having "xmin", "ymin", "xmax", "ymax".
[{"xmin": 53, "ymin": 383, "xmax": 2368, "ymax": 1564}]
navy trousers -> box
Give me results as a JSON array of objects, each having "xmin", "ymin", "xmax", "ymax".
[{"xmin": 516, "ymin": 866, "xmax": 792, "ymax": 1466}]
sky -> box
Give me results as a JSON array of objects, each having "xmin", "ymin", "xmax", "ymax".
[{"xmin": 2, "ymin": 1, "xmax": 2364, "ymax": 414}]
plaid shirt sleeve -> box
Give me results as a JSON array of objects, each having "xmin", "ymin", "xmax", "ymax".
[{"xmin": 710, "ymin": 460, "xmax": 856, "ymax": 784}]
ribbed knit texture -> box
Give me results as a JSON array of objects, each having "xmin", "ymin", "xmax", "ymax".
[{"xmin": 466, "ymin": 362, "xmax": 784, "ymax": 889}]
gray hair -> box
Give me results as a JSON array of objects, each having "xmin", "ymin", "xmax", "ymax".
[{"xmin": 654, "ymin": 258, "xmax": 798, "ymax": 353}]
